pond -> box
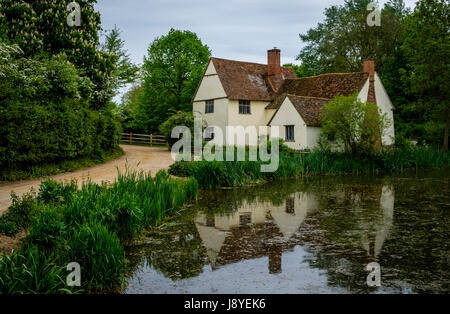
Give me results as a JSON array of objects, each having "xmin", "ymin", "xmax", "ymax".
[{"xmin": 124, "ymin": 170, "xmax": 449, "ymax": 294}]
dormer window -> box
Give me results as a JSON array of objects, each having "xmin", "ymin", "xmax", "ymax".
[
  {"xmin": 239, "ymin": 100, "xmax": 251, "ymax": 114},
  {"xmin": 205, "ymin": 100, "xmax": 214, "ymax": 113}
]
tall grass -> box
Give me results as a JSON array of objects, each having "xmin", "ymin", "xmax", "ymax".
[
  {"xmin": 0, "ymin": 168, "xmax": 198, "ymax": 294},
  {"xmin": 169, "ymin": 147, "xmax": 450, "ymax": 189}
]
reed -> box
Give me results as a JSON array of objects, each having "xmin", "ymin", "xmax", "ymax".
[
  {"xmin": 0, "ymin": 168, "xmax": 199, "ymax": 294},
  {"xmin": 169, "ymin": 147, "xmax": 450, "ymax": 189}
]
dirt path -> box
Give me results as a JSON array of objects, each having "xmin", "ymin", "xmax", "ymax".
[{"xmin": 0, "ymin": 145, "xmax": 174, "ymax": 216}]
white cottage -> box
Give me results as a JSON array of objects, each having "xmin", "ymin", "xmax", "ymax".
[{"xmin": 192, "ymin": 48, "xmax": 395, "ymax": 150}]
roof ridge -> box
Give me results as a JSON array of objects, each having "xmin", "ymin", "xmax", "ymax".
[
  {"xmin": 285, "ymin": 72, "xmax": 367, "ymax": 81},
  {"xmin": 286, "ymin": 94, "xmax": 331, "ymax": 101},
  {"xmin": 211, "ymin": 57, "xmax": 293, "ymax": 69}
]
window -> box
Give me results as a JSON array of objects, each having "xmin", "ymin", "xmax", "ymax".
[
  {"xmin": 204, "ymin": 127, "xmax": 215, "ymax": 141},
  {"xmin": 205, "ymin": 100, "xmax": 214, "ymax": 113},
  {"xmin": 239, "ymin": 213, "xmax": 252, "ymax": 226},
  {"xmin": 286, "ymin": 197, "xmax": 295, "ymax": 214},
  {"xmin": 239, "ymin": 100, "xmax": 251, "ymax": 114},
  {"xmin": 285, "ymin": 125, "xmax": 295, "ymax": 142}
]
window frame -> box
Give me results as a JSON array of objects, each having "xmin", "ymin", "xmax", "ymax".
[
  {"xmin": 285, "ymin": 125, "xmax": 295, "ymax": 142},
  {"xmin": 238, "ymin": 100, "xmax": 251, "ymax": 115},
  {"xmin": 205, "ymin": 99, "xmax": 214, "ymax": 114}
]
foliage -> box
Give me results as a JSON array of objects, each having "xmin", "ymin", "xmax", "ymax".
[
  {"xmin": 297, "ymin": 0, "xmax": 448, "ymax": 149},
  {"xmin": 159, "ymin": 111, "xmax": 209, "ymax": 148},
  {"xmin": 0, "ymin": 246, "xmax": 67, "ymax": 294},
  {"xmin": 0, "ymin": 192, "xmax": 39, "ymax": 237},
  {"xmin": 132, "ymin": 29, "xmax": 211, "ymax": 132},
  {"xmin": 170, "ymin": 148, "xmax": 450, "ymax": 189},
  {"xmin": 282, "ymin": 63, "xmax": 316, "ymax": 78},
  {"xmin": 100, "ymin": 25, "xmax": 139, "ymax": 92},
  {"xmin": 0, "ymin": 169, "xmax": 199, "ymax": 293},
  {"xmin": 297, "ymin": 0, "xmax": 408, "ymax": 75},
  {"xmin": 319, "ymin": 95, "xmax": 390, "ymax": 156},
  {"xmin": 400, "ymin": 0, "xmax": 450, "ymax": 150},
  {"xmin": 0, "ymin": 42, "xmax": 121, "ymax": 172},
  {"xmin": 0, "ymin": 0, "xmax": 117, "ymax": 108},
  {"xmin": 0, "ymin": 147, "xmax": 123, "ymax": 183}
]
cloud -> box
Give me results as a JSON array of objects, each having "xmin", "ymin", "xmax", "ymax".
[{"xmin": 96, "ymin": 0, "xmax": 418, "ymax": 67}]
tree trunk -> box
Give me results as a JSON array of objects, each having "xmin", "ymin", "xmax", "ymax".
[{"xmin": 443, "ymin": 108, "xmax": 450, "ymax": 152}]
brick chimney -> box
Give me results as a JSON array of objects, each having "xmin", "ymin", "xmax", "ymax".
[
  {"xmin": 363, "ymin": 59, "xmax": 377, "ymax": 105},
  {"xmin": 363, "ymin": 59, "xmax": 375, "ymax": 80},
  {"xmin": 268, "ymin": 48, "xmax": 281, "ymax": 77}
]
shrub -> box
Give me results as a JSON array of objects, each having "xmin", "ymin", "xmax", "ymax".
[
  {"xmin": 319, "ymin": 94, "xmax": 391, "ymax": 156},
  {"xmin": 0, "ymin": 192, "xmax": 39, "ymax": 236},
  {"xmin": 24, "ymin": 207, "xmax": 67, "ymax": 252},
  {"xmin": 38, "ymin": 179, "xmax": 78, "ymax": 204},
  {"xmin": 0, "ymin": 42, "xmax": 120, "ymax": 173}
]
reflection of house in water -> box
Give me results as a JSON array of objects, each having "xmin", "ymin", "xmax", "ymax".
[
  {"xmin": 360, "ymin": 185, "xmax": 395, "ymax": 259},
  {"xmin": 195, "ymin": 185, "xmax": 395, "ymax": 274},
  {"xmin": 195, "ymin": 192, "xmax": 318, "ymax": 273}
]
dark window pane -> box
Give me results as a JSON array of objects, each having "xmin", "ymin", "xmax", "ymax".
[
  {"xmin": 285, "ymin": 125, "xmax": 294, "ymax": 142},
  {"xmin": 286, "ymin": 197, "xmax": 295, "ymax": 214},
  {"xmin": 239, "ymin": 213, "xmax": 252, "ymax": 226},
  {"xmin": 205, "ymin": 100, "xmax": 214, "ymax": 113},
  {"xmin": 239, "ymin": 100, "xmax": 251, "ymax": 114}
]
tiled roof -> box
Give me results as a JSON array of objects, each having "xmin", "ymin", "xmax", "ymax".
[
  {"xmin": 201, "ymin": 57, "xmax": 371, "ymax": 128},
  {"xmin": 277, "ymin": 72, "xmax": 369, "ymax": 99},
  {"xmin": 287, "ymin": 95, "xmax": 330, "ymax": 127},
  {"xmin": 267, "ymin": 95, "xmax": 330, "ymax": 127},
  {"xmin": 211, "ymin": 57, "xmax": 296, "ymax": 101}
]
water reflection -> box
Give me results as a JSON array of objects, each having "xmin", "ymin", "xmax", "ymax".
[{"xmin": 125, "ymin": 172, "xmax": 449, "ymax": 294}]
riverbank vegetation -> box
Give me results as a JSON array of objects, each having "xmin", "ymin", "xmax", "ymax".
[
  {"xmin": 0, "ymin": 170, "xmax": 198, "ymax": 293},
  {"xmin": 169, "ymin": 146, "xmax": 450, "ymax": 189},
  {"xmin": 0, "ymin": 147, "xmax": 124, "ymax": 183}
]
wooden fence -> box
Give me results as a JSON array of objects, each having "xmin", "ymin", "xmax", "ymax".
[{"xmin": 120, "ymin": 133, "xmax": 168, "ymax": 146}]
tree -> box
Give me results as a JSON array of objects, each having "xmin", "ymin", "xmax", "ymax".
[
  {"xmin": 0, "ymin": 0, "xmax": 117, "ymax": 108},
  {"xmin": 282, "ymin": 63, "xmax": 316, "ymax": 77},
  {"xmin": 400, "ymin": 0, "xmax": 450, "ymax": 151},
  {"xmin": 319, "ymin": 95, "xmax": 390, "ymax": 156},
  {"xmin": 297, "ymin": 0, "xmax": 409, "ymax": 76},
  {"xmin": 117, "ymin": 83, "xmax": 144, "ymax": 132},
  {"xmin": 138, "ymin": 29, "xmax": 211, "ymax": 132},
  {"xmin": 0, "ymin": 42, "xmax": 120, "ymax": 169},
  {"xmin": 101, "ymin": 25, "xmax": 139, "ymax": 92}
]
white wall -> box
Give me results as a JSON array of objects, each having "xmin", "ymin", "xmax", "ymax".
[
  {"xmin": 374, "ymin": 73, "xmax": 395, "ymax": 146},
  {"xmin": 193, "ymin": 61, "xmax": 229, "ymax": 144},
  {"xmin": 307, "ymin": 127, "xmax": 322, "ymax": 148},
  {"xmin": 228, "ymin": 100, "xmax": 270, "ymax": 128},
  {"xmin": 269, "ymin": 98, "xmax": 308, "ymax": 150},
  {"xmin": 358, "ymin": 76, "xmax": 395, "ymax": 146}
]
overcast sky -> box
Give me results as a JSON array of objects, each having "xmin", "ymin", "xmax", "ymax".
[{"xmin": 95, "ymin": 0, "xmax": 417, "ymax": 67}]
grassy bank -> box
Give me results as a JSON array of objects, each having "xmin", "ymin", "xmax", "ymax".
[
  {"xmin": 169, "ymin": 147, "xmax": 450, "ymax": 189},
  {"xmin": 0, "ymin": 169, "xmax": 198, "ymax": 293},
  {"xmin": 0, "ymin": 147, "xmax": 124, "ymax": 182}
]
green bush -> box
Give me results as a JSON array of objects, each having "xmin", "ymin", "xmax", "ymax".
[
  {"xmin": 0, "ymin": 42, "xmax": 121, "ymax": 173},
  {"xmin": 38, "ymin": 179, "xmax": 78, "ymax": 204},
  {"xmin": 25, "ymin": 208, "xmax": 67, "ymax": 252},
  {"xmin": 0, "ymin": 192, "xmax": 40, "ymax": 237}
]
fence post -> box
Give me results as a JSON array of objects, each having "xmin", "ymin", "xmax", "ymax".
[
  {"xmin": 150, "ymin": 134, "xmax": 153, "ymax": 147},
  {"xmin": 130, "ymin": 132, "xmax": 132, "ymax": 145}
]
